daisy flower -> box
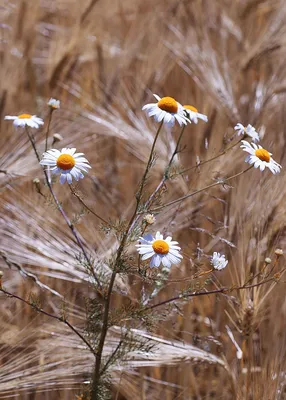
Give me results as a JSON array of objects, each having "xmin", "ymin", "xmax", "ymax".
[
  {"xmin": 142, "ymin": 94, "xmax": 188, "ymax": 127},
  {"xmin": 211, "ymin": 252, "xmax": 228, "ymax": 270},
  {"xmin": 136, "ymin": 231, "xmax": 182, "ymax": 269},
  {"xmin": 40, "ymin": 148, "xmax": 91, "ymax": 184},
  {"xmin": 4, "ymin": 114, "xmax": 44, "ymax": 129},
  {"xmin": 183, "ymin": 105, "xmax": 208, "ymax": 124},
  {"xmin": 240, "ymin": 140, "xmax": 281, "ymax": 174},
  {"xmin": 48, "ymin": 98, "xmax": 60, "ymax": 110},
  {"xmin": 235, "ymin": 123, "xmax": 260, "ymax": 142}
]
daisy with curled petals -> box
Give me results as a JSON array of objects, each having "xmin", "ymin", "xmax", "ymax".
[
  {"xmin": 142, "ymin": 94, "xmax": 188, "ymax": 127},
  {"xmin": 48, "ymin": 98, "xmax": 60, "ymax": 110},
  {"xmin": 136, "ymin": 231, "xmax": 182, "ymax": 269},
  {"xmin": 240, "ymin": 140, "xmax": 281, "ymax": 174},
  {"xmin": 211, "ymin": 252, "xmax": 228, "ymax": 270},
  {"xmin": 4, "ymin": 114, "xmax": 44, "ymax": 129},
  {"xmin": 183, "ymin": 105, "xmax": 208, "ymax": 124},
  {"xmin": 40, "ymin": 148, "xmax": 91, "ymax": 184},
  {"xmin": 235, "ymin": 123, "xmax": 259, "ymax": 142}
]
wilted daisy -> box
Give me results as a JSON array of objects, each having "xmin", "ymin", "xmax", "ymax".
[
  {"xmin": 136, "ymin": 231, "xmax": 182, "ymax": 268},
  {"xmin": 143, "ymin": 214, "xmax": 156, "ymax": 225},
  {"xmin": 142, "ymin": 94, "xmax": 187, "ymax": 127},
  {"xmin": 211, "ymin": 252, "xmax": 228, "ymax": 270},
  {"xmin": 48, "ymin": 98, "xmax": 60, "ymax": 110},
  {"xmin": 40, "ymin": 148, "xmax": 91, "ymax": 184},
  {"xmin": 241, "ymin": 140, "xmax": 281, "ymax": 174},
  {"xmin": 183, "ymin": 105, "xmax": 208, "ymax": 124},
  {"xmin": 4, "ymin": 114, "xmax": 44, "ymax": 129},
  {"xmin": 235, "ymin": 123, "xmax": 259, "ymax": 142}
]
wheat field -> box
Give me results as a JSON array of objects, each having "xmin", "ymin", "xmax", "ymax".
[{"xmin": 1, "ymin": 0, "xmax": 286, "ymax": 399}]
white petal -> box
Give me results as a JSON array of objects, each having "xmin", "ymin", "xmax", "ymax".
[{"xmin": 60, "ymin": 174, "xmax": 67, "ymax": 184}]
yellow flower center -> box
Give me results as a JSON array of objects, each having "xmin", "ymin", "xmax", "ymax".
[
  {"xmin": 255, "ymin": 148, "xmax": 270, "ymax": 163},
  {"xmin": 18, "ymin": 114, "xmax": 32, "ymax": 119},
  {"xmin": 56, "ymin": 154, "xmax": 76, "ymax": 170},
  {"xmin": 152, "ymin": 240, "xmax": 169, "ymax": 255},
  {"xmin": 157, "ymin": 97, "xmax": 178, "ymax": 113},
  {"xmin": 184, "ymin": 105, "xmax": 198, "ymax": 113}
]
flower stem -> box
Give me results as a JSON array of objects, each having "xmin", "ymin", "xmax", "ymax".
[
  {"xmin": 0, "ymin": 287, "xmax": 96, "ymax": 356},
  {"xmin": 150, "ymin": 165, "xmax": 253, "ymax": 212},
  {"xmin": 24, "ymin": 126, "xmax": 102, "ymax": 288},
  {"xmin": 90, "ymin": 121, "xmax": 164, "ymax": 398},
  {"xmin": 45, "ymin": 109, "xmax": 53, "ymax": 152}
]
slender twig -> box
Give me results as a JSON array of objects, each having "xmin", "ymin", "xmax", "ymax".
[
  {"xmin": 69, "ymin": 184, "xmax": 110, "ymax": 226},
  {"xmin": 0, "ymin": 251, "xmax": 62, "ymax": 298},
  {"xmin": 0, "ymin": 287, "xmax": 96, "ymax": 356},
  {"xmin": 149, "ymin": 165, "xmax": 253, "ymax": 212},
  {"xmin": 145, "ymin": 125, "xmax": 186, "ymax": 208},
  {"xmin": 180, "ymin": 137, "xmax": 243, "ymax": 175},
  {"xmin": 80, "ymin": 0, "xmax": 100, "ymax": 25},
  {"xmin": 100, "ymin": 339, "xmax": 124, "ymax": 377},
  {"xmin": 144, "ymin": 276, "xmax": 280, "ymax": 311},
  {"xmin": 25, "ymin": 126, "xmax": 41, "ymax": 162},
  {"xmin": 91, "ymin": 121, "xmax": 164, "ymax": 398}
]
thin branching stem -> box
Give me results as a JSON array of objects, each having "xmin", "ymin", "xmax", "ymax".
[
  {"xmin": 91, "ymin": 121, "xmax": 164, "ymax": 398},
  {"xmin": 180, "ymin": 137, "xmax": 244, "ymax": 175},
  {"xmin": 150, "ymin": 165, "xmax": 253, "ymax": 212},
  {"xmin": 145, "ymin": 124, "xmax": 186, "ymax": 206},
  {"xmin": 144, "ymin": 275, "xmax": 282, "ymax": 311},
  {"xmin": 0, "ymin": 287, "xmax": 96, "ymax": 356},
  {"xmin": 24, "ymin": 126, "xmax": 102, "ymax": 289},
  {"xmin": 69, "ymin": 184, "xmax": 110, "ymax": 226}
]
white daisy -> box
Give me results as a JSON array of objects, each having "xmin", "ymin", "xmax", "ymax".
[
  {"xmin": 183, "ymin": 105, "xmax": 208, "ymax": 124},
  {"xmin": 240, "ymin": 140, "xmax": 281, "ymax": 174},
  {"xmin": 234, "ymin": 123, "xmax": 260, "ymax": 142},
  {"xmin": 40, "ymin": 148, "xmax": 91, "ymax": 184},
  {"xmin": 136, "ymin": 231, "xmax": 183, "ymax": 269},
  {"xmin": 4, "ymin": 114, "xmax": 44, "ymax": 129},
  {"xmin": 48, "ymin": 98, "xmax": 60, "ymax": 109},
  {"xmin": 142, "ymin": 94, "xmax": 188, "ymax": 127},
  {"xmin": 211, "ymin": 252, "xmax": 228, "ymax": 270}
]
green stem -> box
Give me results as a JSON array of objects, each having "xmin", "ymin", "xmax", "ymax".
[
  {"xmin": 90, "ymin": 120, "xmax": 164, "ymax": 399},
  {"xmin": 150, "ymin": 165, "xmax": 253, "ymax": 212}
]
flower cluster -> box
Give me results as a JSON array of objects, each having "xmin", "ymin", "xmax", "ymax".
[
  {"xmin": 4, "ymin": 92, "xmax": 283, "ymax": 274},
  {"xmin": 142, "ymin": 94, "xmax": 208, "ymax": 127}
]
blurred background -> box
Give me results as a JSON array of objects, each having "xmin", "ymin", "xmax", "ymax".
[{"xmin": 1, "ymin": 0, "xmax": 286, "ymax": 398}]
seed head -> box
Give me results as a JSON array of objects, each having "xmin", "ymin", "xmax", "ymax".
[{"xmin": 275, "ymin": 249, "xmax": 283, "ymax": 257}]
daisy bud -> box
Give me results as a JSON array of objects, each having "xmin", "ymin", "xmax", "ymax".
[
  {"xmin": 264, "ymin": 257, "xmax": 272, "ymax": 264},
  {"xmin": 144, "ymin": 214, "xmax": 156, "ymax": 225},
  {"xmin": 52, "ymin": 133, "xmax": 63, "ymax": 145},
  {"xmin": 33, "ymin": 178, "xmax": 43, "ymax": 195},
  {"xmin": 275, "ymin": 249, "xmax": 283, "ymax": 257}
]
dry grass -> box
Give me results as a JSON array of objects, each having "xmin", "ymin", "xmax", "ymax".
[{"xmin": 1, "ymin": 0, "xmax": 286, "ymax": 398}]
